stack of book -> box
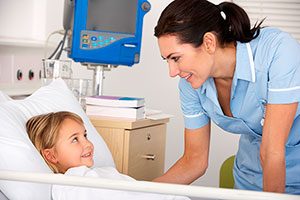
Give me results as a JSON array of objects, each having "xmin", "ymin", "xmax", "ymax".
[{"xmin": 85, "ymin": 95, "xmax": 145, "ymax": 120}]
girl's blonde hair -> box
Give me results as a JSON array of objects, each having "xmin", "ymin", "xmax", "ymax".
[{"xmin": 26, "ymin": 111, "xmax": 84, "ymax": 173}]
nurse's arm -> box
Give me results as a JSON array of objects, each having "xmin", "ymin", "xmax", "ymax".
[
  {"xmin": 260, "ymin": 103, "xmax": 298, "ymax": 193},
  {"xmin": 153, "ymin": 123, "xmax": 211, "ymax": 184}
]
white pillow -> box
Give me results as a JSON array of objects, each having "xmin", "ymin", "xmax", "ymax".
[
  {"xmin": 0, "ymin": 91, "xmax": 12, "ymax": 102},
  {"xmin": 0, "ymin": 78, "xmax": 114, "ymax": 200}
]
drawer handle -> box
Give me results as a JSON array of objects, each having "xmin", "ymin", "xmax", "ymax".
[
  {"xmin": 141, "ymin": 154, "xmax": 156, "ymax": 160},
  {"xmin": 147, "ymin": 133, "xmax": 151, "ymax": 140}
]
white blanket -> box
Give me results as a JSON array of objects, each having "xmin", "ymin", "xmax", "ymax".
[{"xmin": 52, "ymin": 166, "xmax": 190, "ymax": 200}]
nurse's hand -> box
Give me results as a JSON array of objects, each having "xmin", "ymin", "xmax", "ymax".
[
  {"xmin": 260, "ymin": 103, "xmax": 298, "ymax": 193},
  {"xmin": 153, "ymin": 123, "xmax": 211, "ymax": 184}
]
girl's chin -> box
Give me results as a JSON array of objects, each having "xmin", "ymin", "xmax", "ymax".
[
  {"xmin": 83, "ymin": 159, "xmax": 94, "ymax": 167},
  {"xmin": 88, "ymin": 160, "xmax": 94, "ymax": 166}
]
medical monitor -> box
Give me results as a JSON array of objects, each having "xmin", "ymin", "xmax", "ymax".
[
  {"xmin": 68, "ymin": 0, "xmax": 151, "ymax": 66},
  {"xmin": 86, "ymin": 0, "xmax": 137, "ymax": 35}
]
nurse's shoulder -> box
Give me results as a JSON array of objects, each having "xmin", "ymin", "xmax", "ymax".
[{"xmin": 252, "ymin": 27, "xmax": 300, "ymax": 71}]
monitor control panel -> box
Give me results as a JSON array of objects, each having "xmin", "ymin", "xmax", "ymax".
[{"xmin": 80, "ymin": 31, "xmax": 134, "ymax": 49}]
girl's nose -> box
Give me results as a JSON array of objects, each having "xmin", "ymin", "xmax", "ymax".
[
  {"xmin": 168, "ymin": 63, "xmax": 180, "ymax": 78},
  {"xmin": 84, "ymin": 139, "xmax": 93, "ymax": 149}
]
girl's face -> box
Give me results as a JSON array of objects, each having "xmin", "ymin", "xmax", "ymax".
[
  {"xmin": 158, "ymin": 34, "xmax": 215, "ymax": 89},
  {"xmin": 45, "ymin": 118, "xmax": 94, "ymax": 173}
]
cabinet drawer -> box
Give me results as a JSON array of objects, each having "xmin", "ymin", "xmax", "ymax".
[
  {"xmin": 123, "ymin": 124, "xmax": 166, "ymax": 181},
  {"xmin": 94, "ymin": 127, "xmax": 125, "ymax": 173}
]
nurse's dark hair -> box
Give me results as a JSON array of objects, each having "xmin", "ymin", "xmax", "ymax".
[{"xmin": 154, "ymin": 0, "xmax": 264, "ymax": 47}]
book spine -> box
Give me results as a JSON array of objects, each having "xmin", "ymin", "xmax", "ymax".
[
  {"xmin": 85, "ymin": 98, "xmax": 144, "ymax": 108},
  {"xmin": 86, "ymin": 106, "xmax": 145, "ymax": 119}
]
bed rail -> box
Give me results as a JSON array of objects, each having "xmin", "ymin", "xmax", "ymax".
[{"xmin": 0, "ymin": 170, "xmax": 298, "ymax": 200}]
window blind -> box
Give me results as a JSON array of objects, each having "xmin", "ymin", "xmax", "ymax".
[{"xmin": 232, "ymin": 0, "xmax": 300, "ymax": 41}]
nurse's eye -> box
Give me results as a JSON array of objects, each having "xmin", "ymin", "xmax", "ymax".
[{"xmin": 171, "ymin": 56, "xmax": 180, "ymax": 62}]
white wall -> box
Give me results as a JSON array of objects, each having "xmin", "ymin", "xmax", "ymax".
[{"xmin": 0, "ymin": 0, "xmax": 47, "ymax": 41}]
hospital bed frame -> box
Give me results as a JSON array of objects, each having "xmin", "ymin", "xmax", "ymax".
[{"xmin": 0, "ymin": 170, "xmax": 298, "ymax": 200}]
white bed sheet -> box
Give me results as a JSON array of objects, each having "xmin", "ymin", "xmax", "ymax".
[
  {"xmin": 52, "ymin": 166, "xmax": 190, "ymax": 200},
  {"xmin": 0, "ymin": 191, "xmax": 7, "ymax": 200}
]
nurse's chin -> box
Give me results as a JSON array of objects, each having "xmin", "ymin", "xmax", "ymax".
[{"xmin": 189, "ymin": 80, "xmax": 204, "ymax": 89}]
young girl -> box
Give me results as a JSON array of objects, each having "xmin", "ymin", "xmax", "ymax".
[
  {"xmin": 26, "ymin": 111, "xmax": 189, "ymax": 200},
  {"xmin": 26, "ymin": 111, "xmax": 94, "ymax": 174}
]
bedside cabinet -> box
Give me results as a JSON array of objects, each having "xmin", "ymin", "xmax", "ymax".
[{"xmin": 89, "ymin": 116, "xmax": 169, "ymax": 181}]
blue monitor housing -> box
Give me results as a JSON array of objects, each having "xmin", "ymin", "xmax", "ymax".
[{"xmin": 69, "ymin": 0, "xmax": 151, "ymax": 66}]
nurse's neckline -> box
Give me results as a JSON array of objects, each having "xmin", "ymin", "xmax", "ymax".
[{"xmin": 213, "ymin": 77, "xmax": 234, "ymax": 118}]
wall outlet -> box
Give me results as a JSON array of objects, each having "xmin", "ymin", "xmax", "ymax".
[{"xmin": 0, "ymin": 46, "xmax": 44, "ymax": 96}]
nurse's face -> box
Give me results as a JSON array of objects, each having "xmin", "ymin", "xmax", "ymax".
[{"xmin": 158, "ymin": 34, "xmax": 214, "ymax": 89}]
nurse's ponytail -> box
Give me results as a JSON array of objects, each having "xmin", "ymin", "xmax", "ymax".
[
  {"xmin": 218, "ymin": 2, "xmax": 264, "ymax": 44},
  {"xmin": 154, "ymin": 0, "xmax": 264, "ymax": 47}
]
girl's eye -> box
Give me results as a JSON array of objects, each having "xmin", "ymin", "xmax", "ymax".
[{"xmin": 72, "ymin": 137, "xmax": 78, "ymax": 143}]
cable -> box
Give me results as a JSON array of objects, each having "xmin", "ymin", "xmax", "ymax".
[
  {"xmin": 47, "ymin": 40, "xmax": 63, "ymax": 59},
  {"xmin": 55, "ymin": 29, "xmax": 69, "ymax": 60},
  {"xmin": 44, "ymin": 30, "xmax": 65, "ymax": 59}
]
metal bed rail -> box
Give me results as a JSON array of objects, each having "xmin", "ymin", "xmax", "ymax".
[{"xmin": 0, "ymin": 170, "xmax": 298, "ymax": 200}]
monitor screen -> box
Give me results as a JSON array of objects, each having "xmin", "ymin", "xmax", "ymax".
[{"xmin": 86, "ymin": 0, "xmax": 138, "ymax": 34}]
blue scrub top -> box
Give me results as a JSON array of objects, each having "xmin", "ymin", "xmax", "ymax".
[{"xmin": 179, "ymin": 27, "xmax": 300, "ymax": 194}]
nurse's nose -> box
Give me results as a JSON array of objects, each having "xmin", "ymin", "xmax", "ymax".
[{"xmin": 168, "ymin": 62, "xmax": 180, "ymax": 78}]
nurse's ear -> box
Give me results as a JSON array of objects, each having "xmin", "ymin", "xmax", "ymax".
[{"xmin": 202, "ymin": 32, "xmax": 217, "ymax": 54}]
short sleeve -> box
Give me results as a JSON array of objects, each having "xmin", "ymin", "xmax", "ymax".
[
  {"xmin": 267, "ymin": 33, "xmax": 300, "ymax": 104},
  {"xmin": 179, "ymin": 78, "xmax": 209, "ymax": 129}
]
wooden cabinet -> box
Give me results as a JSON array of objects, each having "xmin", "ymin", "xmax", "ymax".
[{"xmin": 89, "ymin": 116, "xmax": 169, "ymax": 181}]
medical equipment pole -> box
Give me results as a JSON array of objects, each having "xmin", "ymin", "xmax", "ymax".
[{"xmin": 86, "ymin": 64, "xmax": 117, "ymax": 96}]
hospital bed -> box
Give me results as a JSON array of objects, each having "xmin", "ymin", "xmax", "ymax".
[{"xmin": 0, "ymin": 79, "xmax": 298, "ymax": 200}]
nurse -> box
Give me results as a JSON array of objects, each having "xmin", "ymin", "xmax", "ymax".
[{"xmin": 154, "ymin": 0, "xmax": 300, "ymax": 194}]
